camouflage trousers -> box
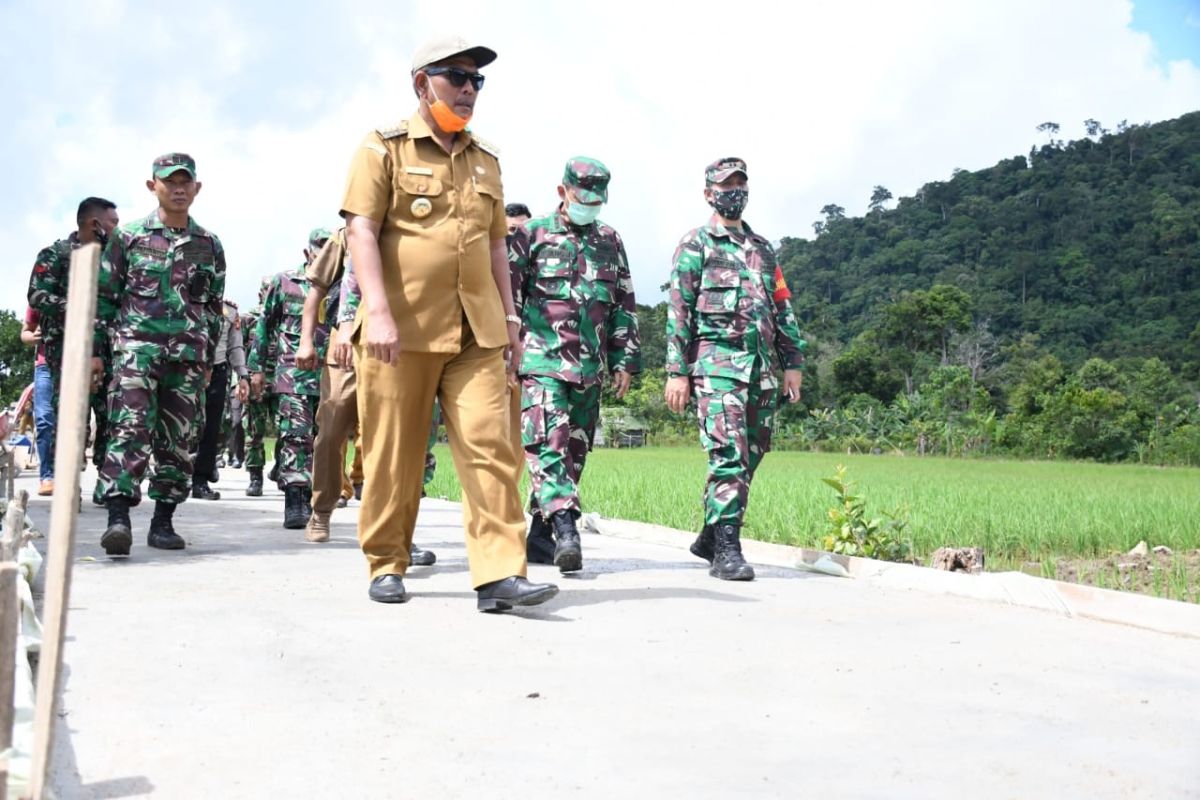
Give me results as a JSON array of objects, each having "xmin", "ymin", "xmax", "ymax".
[
  {"xmin": 244, "ymin": 393, "xmax": 274, "ymax": 470},
  {"xmin": 97, "ymin": 350, "xmax": 206, "ymax": 505},
  {"xmin": 521, "ymin": 375, "xmax": 601, "ymax": 516},
  {"xmin": 693, "ymin": 375, "xmax": 776, "ymax": 526},
  {"xmin": 276, "ymin": 393, "xmax": 318, "ymax": 488},
  {"xmin": 46, "ymin": 348, "xmax": 111, "ymax": 470}
]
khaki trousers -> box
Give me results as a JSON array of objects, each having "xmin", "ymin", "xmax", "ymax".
[
  {"xmin": 312, "ymin": 364, "xmax": 359, "ymax": 514},
  {"xmin": 356, "ymin": 327, "xmax": 526, "ymax": 588},
  {"xmin": 509, "ymin": 383, "xmax": 525, "ymax": 491}
]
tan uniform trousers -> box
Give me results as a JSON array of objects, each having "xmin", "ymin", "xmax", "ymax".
[
  {"xmin": 356, "ymin": 326, "xmax": 526, "ymax": 587},
  {"xmin": 312, "ymin": 364, "xmax": 359, "ymax": 515},
  {"xmin": 509, "ymin": 384, "xmax": 524, "ymax": 491}
]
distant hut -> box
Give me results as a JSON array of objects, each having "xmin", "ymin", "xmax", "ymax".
[{"xmin": 596, "ymin": 408, "xmax": 648, "ymax": 448}]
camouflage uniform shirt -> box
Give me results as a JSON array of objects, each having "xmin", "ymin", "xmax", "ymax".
[
  {"xmin": 27, "ymin": 232, "xmax": 82, "ymax": 362},
  {"xmin": 96, "ymin": 211, "xmax": 226, "ymax": 362},
  {"xmin": 666, "ymin": 215, "xmax": 805, "ymax": 386},
  {"xmin": 509, "ymin": 210, "xmax": 640, "ymax": 385},
  {"xmin": 248, "ymin": 269, "xmax": 326, "ymax": 396}
]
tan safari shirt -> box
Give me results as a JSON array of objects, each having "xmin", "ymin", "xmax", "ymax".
[{"xmin": 339, "ymin": 111, "xmax": 507, "ymax": 353}]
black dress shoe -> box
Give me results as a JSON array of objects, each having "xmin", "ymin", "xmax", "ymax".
[
  {"xmin": 409, "ymin": 543, "xmax": 437, "ymax": 567},
  {"xmin": 192, "ymin": 481, "xmax": 221, "ymax": 500},
  {"xmin": 369, "ymin": 574, "xmax": 409, "ymax": 604},
  {"xmin": 476, "ymin": 576, "xmax": 558, "ymax": 613}
]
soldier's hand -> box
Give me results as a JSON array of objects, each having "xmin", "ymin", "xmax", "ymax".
[
  {"xmin": 203, "ymin": 367, "xmax": 213, "ymax": 388},
  {"xmin": 251, "ymin": 372, "xmax": 265, "ymax": 399},
  {"xmin": 783, "ymin": 369, "xmax": 803, "ymax": 403},
  {"xmin": 664, "ymin": 375, "xmax": 691, "ymax": 414},
  {"xmin": 365, "ymin": 311, "xmax": 400, "ymax": 366},
  {"xmin": 334, "ymin": 325, "xmax": 354, "ymax": 370},
  {"xmin": 612, "ymin": 370, "xmax": 632, "ymax": 400},
  {"xmin": 89, "ymin": 357, "xmax": 104, "ymax": 390},
  {"xmin": 296, "ymin": 339, "xmax": 317, "ymax": 371},
  {"xmin": 236, "ymin": 379, "xmax": 249, "ymax": 404}
]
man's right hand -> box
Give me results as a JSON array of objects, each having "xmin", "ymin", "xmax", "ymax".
[
  {"xmin": 334, "ymin": 325, "xmax": 355, "ymax": 370},
  {"xmin": 295, "ymin": 338, "xmax": 318, "ymax": 371},
  {"xmin": 664, "ymin": 375, "xmax": 691, "ymax": 414},
  {"xmin": 250, "ymin": 372, "xmax": 265, "ymax": 399},
  {"xmin": 365, "ymin": 310, "xmax": 400, "ymax": 366}
]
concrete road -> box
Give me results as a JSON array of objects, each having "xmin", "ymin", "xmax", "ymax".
[{"xmin": 17, "ymin": 468, "xmax": 1200, "ymax": 799}]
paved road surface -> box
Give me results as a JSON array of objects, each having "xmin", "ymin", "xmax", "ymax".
[{"xmin": 16, "ymin": 468, "xmax": 1200, "ymax": 799}]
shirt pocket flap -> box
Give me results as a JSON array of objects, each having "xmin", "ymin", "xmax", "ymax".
[{"xmin": 397, "ymin": 175, "xmax": 445, "ymax": 196}]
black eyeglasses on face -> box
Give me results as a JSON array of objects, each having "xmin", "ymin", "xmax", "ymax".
[{"xmin": 424, "ymin": 66, "xmax": 486, "ymax": 91}]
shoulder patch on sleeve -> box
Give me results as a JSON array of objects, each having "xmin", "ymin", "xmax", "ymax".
[
  {"xmin": 472, "ymin": 134, "xmax": 500, "ymax": 159},
  {"xmin": 376, "ymin": 120, "xmax": 409, "ymax": 139}
]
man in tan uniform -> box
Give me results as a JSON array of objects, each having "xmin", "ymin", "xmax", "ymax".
[
  {"xmin": 296, "ymin": 230, "xmax": 435, "ymax": 567},
  {"xmin": 340, "ymin": 35, "xmax": 558, "ymax": 611}
]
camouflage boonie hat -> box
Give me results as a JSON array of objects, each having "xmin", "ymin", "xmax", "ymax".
[
  {"xmin": 152, "ymin": 153, "xmax": 196, "ymax": 180},
  {"xmin": 307, "ymin": 227, "xmax": 332, "ymax": 250},
  {"xmin": 705, "ymin": 157, "xmax": 748, "ymax": 184},
  {"xmin": 562, "ymin": 157, "xmax": 610, "ymax": 203}
]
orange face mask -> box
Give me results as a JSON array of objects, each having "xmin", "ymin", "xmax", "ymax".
[{"xmin": 427, "ymin": 83, "xmax": 471, "ymax": 133}]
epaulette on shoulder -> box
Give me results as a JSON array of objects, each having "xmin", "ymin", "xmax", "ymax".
[
  {"xmin": 224, "ymin": 299, "xmax": 239, "ymax": 310},
  {"xmin": 472, "ymin": 134, "xmax": 500, "ymax": 159},
  {"xmin": 376, "ymin": 120, "xmax": 409, "ymax": 140}
]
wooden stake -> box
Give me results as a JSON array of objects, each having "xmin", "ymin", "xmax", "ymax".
[{"xmin": 29, "ymin": 243, "xmax": 99, "ymax": 800}]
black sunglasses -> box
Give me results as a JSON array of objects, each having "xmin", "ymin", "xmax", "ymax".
[{"xmin": 424, "ymin": 66, "xmax": 486, "ymax": 91}]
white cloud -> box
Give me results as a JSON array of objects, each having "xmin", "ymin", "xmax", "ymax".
[{"xmin": 2, "ymin": 0, "xmax": 1198, "ymax": 320}]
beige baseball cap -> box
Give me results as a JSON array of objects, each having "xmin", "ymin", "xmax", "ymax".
[{"xmin": 411, "ymin": 35, "xmax": 497, "ymax": 73}]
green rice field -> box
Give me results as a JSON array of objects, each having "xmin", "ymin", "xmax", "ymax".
[{"xmin": 424, "ymin": 446, "xmax": 1200, "ymax": 571}]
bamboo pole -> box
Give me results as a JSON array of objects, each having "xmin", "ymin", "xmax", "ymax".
[{"xmin": 28, "ymin": 243, "xmax": 99, "ymax": 799}]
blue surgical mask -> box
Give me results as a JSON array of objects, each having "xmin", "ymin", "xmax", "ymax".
[{"xmin": 566, "ymin": 202, "xmax": 602, "ymax": 226}]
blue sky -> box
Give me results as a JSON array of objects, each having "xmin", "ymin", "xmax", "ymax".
[
  {"xmin": 1, "ymin": 0, "xmax": 1198, "ymax": 317},
  {"xmin": 1131, "ymin": 0, "xmax": 1200, "ymax": 63}
]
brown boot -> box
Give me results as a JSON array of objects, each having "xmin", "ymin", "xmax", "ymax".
[{"xmin": 305, "ymin": 510, "xmax": 331, "ymax": 543}]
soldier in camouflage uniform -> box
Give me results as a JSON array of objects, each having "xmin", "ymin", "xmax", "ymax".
[
  {"xmin": 26, "ymin": 197, "xmax": 121, "ymax": 496},
  {"xmin": 509, "ymin": 157, "xmax": 640, "ymax": 572},
  {"xmin": 250, "ymin": 229, "xmax": 332, "ymax": 529},
  {"xmin": 664, "ymin": 157, "xmax": 805, "ymax": 581},
  {"xmin": 242, "ymin": 281, "xmax": 277, "ymax": 497},
  {"xmin": 97, "ymin": 153, "xmax": 226, "ymax": 556},
  {"xmin": 192, "ymin": 299, "xmax": 249, "ymax": 499}
]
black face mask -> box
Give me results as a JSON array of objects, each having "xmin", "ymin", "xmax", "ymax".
[{"xmin": 708, "ymin": 188, "xmax": 749, "ymax": 220}]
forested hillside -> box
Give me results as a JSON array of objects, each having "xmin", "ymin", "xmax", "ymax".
[{"xmin": 622, "ymin": 112, "xmax": 1200, "ymax": 464}]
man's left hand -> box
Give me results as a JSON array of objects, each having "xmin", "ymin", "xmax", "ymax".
[
  {"xmin": 505, "ymin": 327, "xmax": 523, "ymax": 388},
  {"xmin": 612, "ymin": 370, "xmax": 632, "ymax": 399}
]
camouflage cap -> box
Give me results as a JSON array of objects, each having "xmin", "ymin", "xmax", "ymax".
[
  {"xmin": 412, "ymin": 35, "xmax": 497, "ymax": 72},
  {"xmin": 152, "ymin": 153, "xmax": 196, "ymax": 180},
  {"xmin": 562, "ymin": 157, "xmax": 610, "ymax": 204},
  {"xmin": 705, "ymin": 157, "xmax": 748, "ymax": 184},
  {"xmin": 307, "ymin": 227, "xmax": 332, "ymax": 250}
]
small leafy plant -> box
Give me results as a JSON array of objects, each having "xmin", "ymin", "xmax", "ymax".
[{"xmin": 821, "ymin": 465, "xmax": 912, "ymax": 562}]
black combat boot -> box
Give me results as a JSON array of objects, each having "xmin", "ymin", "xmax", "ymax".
[
  {"xmin": 100, "ymin": 495, "xmax": 133, "ymax": 556},
  {"xmin": 246, "ymin": 468, "xmax": 264, "ymax": 497},
  {"xmin": 526, "ymin": 512, "xmax": 555, "ymax": 565},
  {"xmin": 301, "ymin": 486, "xmax": 313, "ymax": 519},
  {"xmin": 690, "ymin": 524, "xmax": 715, "ymax": 564},
  {"xmin": 549, "ymin": 509, "xmax": 582, "ymax": 573},
  {"xmin": 409, "ymin": 542, "xmax": 437, "ymax": 567},
  {"xmin": 710, "ymin": 524, "xmax": 755, "ymax": 581},
  {"xmin": 192, "ymin": 479, "xmax": 221, "ymax": 500},
  {"xmin": 147, "ymin": 501, "xmax": 186, "ymax": 550},
  {"xmin": 283, "ymin": 485, "xmax": 309, "ymax": 529}
]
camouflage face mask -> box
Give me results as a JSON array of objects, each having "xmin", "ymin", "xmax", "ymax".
[{"xmin": 709, "ymin": 188, "xmax": 748, "ymax": 220}]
